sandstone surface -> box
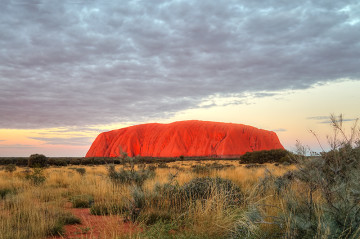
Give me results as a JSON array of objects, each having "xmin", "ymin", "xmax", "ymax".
[{"xmin": 86, "ymin": 120, "xmax": 284, "ymax": 158}]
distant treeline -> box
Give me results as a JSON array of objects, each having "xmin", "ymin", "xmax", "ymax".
[
  {"xmin": 0, "ymin": 149, "xmax": 294, "ymax": 166},
  {"xmin": 0, "ymin": 156, "xmax": 237, "ymax": 166}
]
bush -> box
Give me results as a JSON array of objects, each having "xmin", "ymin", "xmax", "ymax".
[
  {"xmin": 4, "ymin": 164, "xmax": 16, "ymax": 173},
  {"xmin": 71, "ymin": 194, "xmax": 94, "ymax": 208},
  {"xmin": 75, "ymin": 168, "xmax": 86, "ymax": 175},
  {"xmin": 107, "ymin": 164, "xmax": 155, "ymax": 187},
  {"xmin": 240, "ymin": 149, "xmax": 292, "ymax": 164},
  {"xmin": 28, "ymin": 154, "xmax": 48, "ymax": 168},
  {"xmin": 181, "ymin": 177, "xmax": 243, "ymax": 203},
  {"xmin": 191, "ymin": 164, "xmax": 210, "ymax": 174},
  {"xmin": 126, "ymin": 186, "xmax": 146, "ymax": 222},
  {"xmin": 279, "ymin": 115, "xmax": 360, "ymax": 238},
  {"xmin": 141, "ymin": 210, "xmax": 172, "ymax": 225},
  {"xmin": 0, "ymin": 188, "xmax": 16, "ymax": 199},
  {"xmin": 147, "ymin": 165, "xmax": 157, "ymax": 171},
  {"xmin": 47, "ymin": 212, "xmax": 81, "ymax": 236},
  {"xmin": 90, "ymin": 202, "xmax": 126, "ymax": 215},
  {"xmin": 25, "ymin": 168, "xmax": 46, "ymax": 185},
  {"xmin": 58, "ymin": 212, "xmax": 81, "ymax": 225},
  {"xmin": 157, "ymin": 162, "xmax": 169, "ymax": 168},
  {"xmin": 244, "ymin": 164, "xmax": 265, "ymax": 169}
]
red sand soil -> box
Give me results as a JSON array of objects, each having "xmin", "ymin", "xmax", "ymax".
[
  {"xmin": 50, "ymin": 205, "xmax": 138, "ymax": 239},
  {"xmin": 86, "ymin": 120, "xmax": 284, "ymax": 158}
]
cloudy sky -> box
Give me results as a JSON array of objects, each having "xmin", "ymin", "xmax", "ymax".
[{"xmin": 1, "ymin": 0, "xmax": 359, "ymax": 156}]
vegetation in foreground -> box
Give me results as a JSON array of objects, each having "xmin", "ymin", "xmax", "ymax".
[{"xmin": 0, "ymin": 115, "xmax": 359, "ymax": 238}]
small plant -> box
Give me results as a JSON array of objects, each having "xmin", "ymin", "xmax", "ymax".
[
  {"xmin": 141, "ymin": 210, "xmax": 172, "ymax": 225},
  {"xmin": 244, "ymin": 164, "xmax": 264, "ymax": 169},
  {"xmin": 191, "ymin": 164, "xmax": 210, "ymax": 174},
  {"xmin": 147, "ymin": 165, "xmax": 157, "ymax": 171},
  {"xmin": 75, "ymin": 167, "xmax": 86, "ymax": 176},
  {"xmin": 90, "ymin": 202, "xmax": 126, "ymax": 215},
  {"xmin": 59, "ymin": 212, "xmax": 81, "ymax": 225},
  {"xmin": 25, "ymin": 168, "xmax": 46, "ymax": 185},
  {"xmin": 4, "ymin": 164, "xmax": 16, "ymax": 173},
  {"xmin": 71, "ymin": 194, "xmax": 94, "ymax": 208},
  {"xmin": 107, "ymin": 164, "xmax": 155, "ymax": 187},
  {"xmin": 125, "ymin": 185, "xmax": 146, "ymax": 222},
  {"xmin": 28, "ymin": 154, "xmax": 48, "ymax": 168},
  {"xmin": 48, "ymin": 212, "xmax": 81, "ymax": 236},
  {"xmin": 157, "ymin": 162, "xmax": 169, "ymax": 168},
  {"xmin": 182, "ymin": 177, "xmax": 243, "ymax": 203},
  {"xmin": 0, "ymin": 188, "xmax": 16, "ymax": 199},
  {"xmin": 48, "ymin": 222, "xmax": 65, "ymax": 236}
]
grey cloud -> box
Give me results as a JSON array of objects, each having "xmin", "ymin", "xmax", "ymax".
[
  {"xmin": 1, "ymin": 0, "xmax": 360, "ymax": 128},
  {"xmin": 308, "ymin": 116, "xmax": 358, "ymax": 124},
  {"xmin": 307, "ymin": 116, "xmax": 331, "ymax": 120},
  {"xmin": 30, "ymin": 136, "xmax": 94, "ymax": 145},
  {"xmin": 319, "ymin": 119, "xmax": 358, "ymax": 124}
]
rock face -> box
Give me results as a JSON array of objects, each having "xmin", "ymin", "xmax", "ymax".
[{"xmin": 86, "ymin": 120, "xmax": 284, "ymax": 158}]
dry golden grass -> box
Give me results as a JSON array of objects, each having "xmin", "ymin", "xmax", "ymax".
[{"xmin": 0, "ymin": 161, "xmax": 294, "ymax": 239}]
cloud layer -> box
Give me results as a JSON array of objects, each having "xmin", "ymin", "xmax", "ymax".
[{"xmin": 1, "ymin": 0, "xmax": 360, "ymax": 129}]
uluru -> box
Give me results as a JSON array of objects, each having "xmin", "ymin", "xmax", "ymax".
[{"xmin": 86, "ymin": 120, "xmax": 284, "ymax": 158}]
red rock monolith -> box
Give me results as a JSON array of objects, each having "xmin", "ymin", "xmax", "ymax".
[{"xmin": 86, "ymin": 120, "xmax": 284, "ymax": 158}]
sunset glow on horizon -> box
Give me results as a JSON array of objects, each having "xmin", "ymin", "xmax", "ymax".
[{"xmin": 1, "ymin": 1, "xmax": 360, "ymax": 157}]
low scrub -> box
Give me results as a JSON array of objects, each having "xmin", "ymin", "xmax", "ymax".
[
  {"xmin": 25, "ymin": 168, "xmax": 46, "ymax": 185},
  {"xmin": 240, "ymin": 149, "xmax": 292, "ymax": 164},
  {"xmin": 90, "ymin": 202, "xmax": 126, "ymax": 215},
  {"xmin": 108, "ymin": 164, "xmax": 155, "ymax": 187},
  {"xmin": 71, "ymin": 194, "xmax": 94, "ymax": 208},
  {"xmin": 182, "ymin": 177, "xmax": 243, "ymax": 204}
]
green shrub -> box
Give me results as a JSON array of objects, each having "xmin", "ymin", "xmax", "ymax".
[
  {"xmin": 47, "ymin": 212, "xmax": 80, "ymax": 236},
  {"xmin": 207, "ymin": 162, "xmax": 235, "ymax": 170},
  {"xmin": 191, "ymin": 164, "xmax": 210, "ymax": 174},
  {"xmin": 59, "ymin": 212, "xmax": 81, "ymax": 225},
  {"xmin": 244, "ymin": 164, "xmax": 265, "ymax": 169},
  {"xmin": 48, "ymin": 222, "xmax": 65, "ymax": 236},
  {"xmin": 25, "ymin": 168, "xmax": 46, "ymax": 185},
  {"xmin": 278, "ymin": 115, "xmax": 360, "ymax": 238},
  {"xmin": 75, "ymin": 167, "xmax": 86, "ymax": 175},
  {"xmin": 181, "ymin": 177, "xmax": 243, "ymax": 203},
  {"xmin": 71, "ymin": 194, "xmax": 94, "ymax": 208},
  {"xmin": 4, "ymin": 164, "xmax": 16, "ymax": 173},
  {"xmin": 240, "ymin": 149, "xmax": 292, "ymax": 164},
  {"xmin": 28, "ymin": 154, "xmax": 48, "ymax": 168},
  {"xmin": 90, "ymin": 202, "xmax": 126, "ymax": 215},
  {"xmin": 141, "ymin": 210, "xmax": 172, "ymax": 225},
  {"xmin": 0, "ymin": 188, "xmax": 16, "ymax": 199},
  {"xmin": 147, "ymin": 165, "xmax": 157, "ymax": 171},
  {"xmin": 107, "ymin": 164, "xmax": 155, "ymax": 187},
  {"xmin": 157, "ymin": 162, "xmax": 169, "ymax": 168}
]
